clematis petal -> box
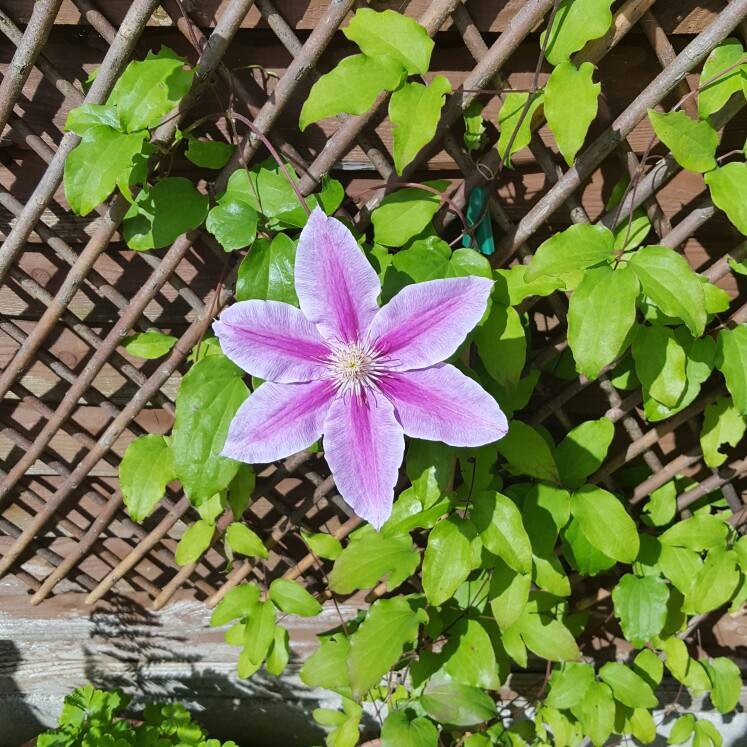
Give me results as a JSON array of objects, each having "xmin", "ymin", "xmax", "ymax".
[
  {"xmin": 295, "ymin": 207, "xmax": 381, "ymax": 343},
  {"xmin": 323, "ymin": 390, "xmax": 404, "ymax": 529},
  {"xmin": 213, "ymin": 300, "xmax": 330, "ymax": 383},
  {"xmin": 367, "ymin": 276, "xmax": 493, "ymax": 371},
  {"xmin": 222, "ymin": 379, "xmax": 335, "ymax": 464},
  {"xmin": 380, "ymin": 363, "xmax": 508, "ymax": 446}
]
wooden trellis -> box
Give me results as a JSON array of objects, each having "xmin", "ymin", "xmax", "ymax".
[{"xmin": 0, "ymin": 0, "xmax": 745, "ymax": 645}]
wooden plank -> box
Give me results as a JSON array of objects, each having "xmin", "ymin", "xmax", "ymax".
[{"xmin": 0, "ymin": 0, "xmax": 725, "ymax": 33}]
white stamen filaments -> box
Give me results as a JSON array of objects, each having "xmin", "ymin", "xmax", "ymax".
[{"xmin": 327, "ymin": 341, "xmax": 384, "ymax": 394}]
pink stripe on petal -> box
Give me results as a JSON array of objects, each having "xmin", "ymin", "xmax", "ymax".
[
  {"xmin": 295, "ymin": 208, "xmax": 381, "ymax": 343},
  {"xmin": 213, "ymin": 300, "xmax": 330, "ymax": 383},
  {"xmin": 222, "ymin": 379, "xmax": 335, "ymax": 464},
  {"xmin": 323, "ymin": 389, "xmax": 404, "ymax": 530},
  {"xmin": 367, "ymin": 276, "xmax": 493, "ymax": 371},
  {"xmin": 380, "ymin": 364, "xmax": 508, "ymax": 446}
]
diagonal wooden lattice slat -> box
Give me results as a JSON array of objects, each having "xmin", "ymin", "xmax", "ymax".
[{"xmin": 0, "ymin": 0, "xmax": 745, "ymax": 643}]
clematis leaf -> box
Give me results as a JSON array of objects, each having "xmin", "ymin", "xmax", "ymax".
[
  {"xmin": 119, "ymin": 434, "xmax": 175, "ymax": 522},
  {"xmin": 647, "ymin": 109, "xmax": 718, "ymax": 173},
  {"xmin": 698, "ymin": 38, "xmax": 746, "ymax": 120},
  {"xmin": 705, "ymin": 163, "xmax": 747, "ymax": 235},
  {"xmin": 540, "ymin": 0, "xmax": 614, "ymax": 65}
]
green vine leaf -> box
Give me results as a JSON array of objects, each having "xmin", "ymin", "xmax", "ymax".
[
  {"xmin": 110, "ymin": 46, "xmax": 193, "ymax": 132},
  {"xmin": 269, "ymin": 578, "xmax": 322, "ymax": 617},
  {"xmin": 442, "ymin": 618, "xmax": 501, "ymax": 690},
  {"xmin": 703, "ymin": 657, "xmax": 742, "ymax": 714},
  {"xmin": 380, "ymin": 710, "xmax": 438, "ymax": 747},
  {"xmin": 122, "ymin": 330, "xmax": 177, "ymax": 359},
  {"xmin": 343, "ymin": 8, "xmax": 434, "ymax": 75},
  {"xmin": 687, "ymin": 547, "xmax": 740, "ymax": 614},
  {"xmin": 488, "ymin": 559, "xmax": 530, "ymax": 630},
  {"xmin": 545, "ymin": 61, "xmax": 600, "ymax": 165},
  {"xmin": 225, "ymin": 522, "xmax": 268, "ymax": 559},
  {"xmin": 206, "ymin": 195, "xmax": 258, "ymax": 252},
  {"xmin": 64, "ymin": 126, "xmax": 147, "ymax": 215},
  {"xmin": 119, "ymin": 434, "xmax": 175, "ymax": 522},
  {"xmin": 540, "ymin": 0, "xmax": 614, "ymax": 65},
  {"xmin": 299, "ymin": 54, "xmax": 406, "ymax": 131},
  {"xmin": 348, "ymin": 596, "xmax": 425, "ymax": 698},
  {"xmin": 526, "ymin": 224, "xmax": 614, "ymax": 281},
  {"xmin": 475, "ymin": 303, "xmax": 526, "ymax": 390},
  {"xmin": 567, "ymin": 265, "xmax": 639, "ymax": 379},
  {"xmin": 419, "ymin": 680, "xmax": 497, "ymax": 727},
  {"xmin": 512, "ymin": 607, "xmax": 580, "ymax": 662},
  {"xmin": 496, "ymin": 421, "xmax": 560, "ymax": 484},
  {"xmin": 236, "ymin": 233, "xmax": 297, "ymax": 305},
  {"xmin": 599, "ymin": 662, "xmax": 658, "ymax": 708},
  {"xmin": 243, "ymin": 599, "xmax": 276, "ymax": 664},
  {"xmin": 629, "ymin": 245, "xmax": 707, "ymax": 336},
  {"xmin": 64, "ymin": 103, "xmax": 120, "ymax": 135},
  {"xmin": 570, "ymin": 485, "xmax": 639, "ymax": 563},
  {"xmin": 555, "ymin": 418, "xmax": 614, "ymax": 488},
  {"xmin": 611, "ymin": 574, "xmax": 669, "ymax": 645},
  {"xmin": 698, "ymin": 38, "xmax": 746, "ymax": 120},
  {"xmin": 700, "ymin": 396, "xmax": 746, "ymax": 467},
  {"xmin": 647, "ymin": 109, "xmax": 718, "ymax": 173},
  {"xmin": 389, "ymin": 75, "xmax": 451, "ymax": 175},
  {"xmin": 632, "ymin": 324, "xmax": 688, "ymax": 409},
  {"xmin": 172, "ymin": 355, "xmax": 248, "ymax": 504},
  {"xmin": 471, "ymin": 491, "xmax": 532, "ymax": 573},
  {"xmin": 371, "ymin": 181, "xmax": 448, "ymax": 247},
  {"xmin": 562, "ymin": 517, "xmax": 615, "ymax": 576},
  {"xmin": 545, "ymin": 663, "xmax": 594, "ymax": 710},
  {"xmin": 185, "ymin": 137, "xmax": 234, "ymax": 169},
  {"xmin": 660, "ymin": 513, "xmax": 729, "ymax": 551},
  {"xmin": 210, "ymin": 583, "xmax": 260, "ymax": 627},
  {"xmin": 463, "ymin": 100, "xmax": 485, "ymax": 152},
  {"xmin": 122, "ymin": 176, "xmax": 209, "ymax": 251},
  {"xmin": 705, "ymin": 162, "xmax": 747, "ymax": 235},
  {"xmin": 496, "ymin": 90, "xmax": 544, "ymax": 166},
  {"xmin": 175, "ymin": 519, "xmax": 214, "ymax": 565},
  {"xmin": 300, "ymin": 635, "xmax": 352, "ymax": 695},
  {"xmin": 422, "ymin": 517, "xmax": 473, "ymax": 605},
  {"xmin": 716, "ymin": 324, "xmax": 747, "ymax": 414}
]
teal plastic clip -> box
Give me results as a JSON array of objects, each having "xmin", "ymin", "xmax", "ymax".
[{"xmin": 462, "ymin": 185, "xmax": 494, "ymax": 256}]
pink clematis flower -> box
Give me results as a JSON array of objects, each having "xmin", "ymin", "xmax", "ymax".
[{"xmin": 214, "ymin": 208, "xmax": 508, "ymax": 528}]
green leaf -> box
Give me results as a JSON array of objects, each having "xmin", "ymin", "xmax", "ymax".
[
  {"xmin": 703, "ymin": 657, "xmax": 742, "ymax": 713},
  {"xmin": 700, "ymin": 396, "xmax": 746, "ymax": 467},
  {"xmin": 513, "ymin": 609, "xmax": 580, "ymax": 662},
  {"xmin": 172, "ymin": 355, "xmax": 248, "ymax": 504},
  {"xmin": 496, "ymin": 90, "xmax": 544, "ymax": 166},
  {"xmin": 496, "ymin": 421, "xmax": 560, "ymax": 483},
  {"xmin": 422, "ymin": 517, "xmax": 473, "ymax": 605},
  {"xmin": 643, "ymin": 480, "xmax": 677, "ymax": 527},
  {"xmin": 694, "ymin": 719, "xmax": 723, "ymax": 747},
  {"xmin": 419, "ymin": 680, "xmax": 497, "ymax": 727},
  {"xmin": 611, "ymin": 574, "xmax": 669, "ymax": 644},
  {"xmin": 571, "ymin": 680, "xmax": 614, "ymax": 747},
  {"xmin": 698, "ymin": 38, "xmax": 746, "ymax": 120},
  {"xmin": 299, "ymin": 53, "xmax": 406, "ymax": 130},
  {"xmin": 669, "ymin": 714, "xmax": 696, "ymax": 744},
  {"xmin": 406, "ymin": 439, "xmax": 452, "ymax": 508},
  {"xmin": 545, "ymin": 61, "xmax": 600, "ymax": 164},
  {"xmin": 463, "ymin": 100, "xmax": 485, "ymax": 152},
  {"xmin": 328, "ymin": 530, "xmax": 419, "ymax": 594},
  {"xmin": 122, "ymin": 330, "xmax": 177, "ymax": 359},
  {"xmin": 475, "ymin": 303, "xmax": 526, "ymax": 390},
  {"xmin": 372, "ymin": 181, "xmax": 448, "ymax": 247},
  {"xmin": 119, "ymin": 434, "xmax": 175, "ymax": 522},
  {"xmin": 446, "ymin": 248, "xmax": 492, "ymax": 279},
  {"xmin": 628, "ymin": 707, "xmax": 656, "ymax": 744},
  {"xmin": 348, "ymin": 596, "xmax": 424, "ymax": 698},
  {"xmin": 185, "ymin": 137, "xmax": 234, "ymax": 169},
  {"xmin": 123, "ymin": 177, "xmax": 209, "ymax": 251},
  {"xmin": 64, "ymin": 126, "xmax": 147, "ymax": 215},
  {"xmin": 300, "ymin": 635, "xmax": 351, "ymax": 694},
  {"xmin": 64, "ymin": 103, "xmax": 120, "ymax": 135},
  {"xmin": 236, "ymin": 233, "xmax": 297, "ymax": 304},
  {"xmin": 716, "ymin": 325, "xmax": 747, "ymax": 414},
  {"xmin": 527, "ymin": 224, "xmax": 614, "ymax": 281},
  {"xmin": 630, "ymin": 245, "xmax": 706, "ymax": 336},
  {"xmin": 660, "ymin": 514, "xmax": 729, "ymax": 551},
  {"xmin": 541, "ymin": 0, "xmax": 614, "ymax": 65},
  {"xmin": 225, "ymin": 522, "xmax": 268, "ymax": 559},
  {"xmin": 471, "ymin": 491, "xmax": 532, "ymax": 573},
  {"xmin": 688, "ymin": 547, "xmax": 740, "ymax": 614},
  {"xmin": 381, "ymin": 710, "xmax": 438, "ymax": 747},
  {"xmin": 705, "ymin": 162, "xmax": 747, "ymax": 235},
  {"xmin": 488, "ymin": 559, "xmax": 530, "ymax": 630},
  {"xmin": 110, "ymin": 46, "xmax": 193, "ymax": 131},
  {"xmin": 659, "ymin": 544, "xmax": 702, "ymax": 596},
  {"xmin": 206, "ymin": 196, "xmax": 258, "ymax": 252},
  {"xmin": 634, "ymin": 648, "xmax": 664, "ymax": 688},
  {"xmin": 570, "ymin": 485, "xmax": 639, "ymax": 563},
  {"xmin": 647, "ymin": 109, "xmax": 718, "ymax": 173},
  {"xmin": 561, "ymin": 516, "xmax": 616, "ymax": 576},
  {"xmin": 175, "ymin": 519, "xmax": 214, "ymax": 565},
  {"xmin": 442, "ymin": 618, "xmax": 501, "ymax": 689},
  {"xmin": 632, "ymin": 324, "xmax": 688, "ymax": 408},
  {"xmin": 545, "ymin": 662, "xmax": 594, "ymax": 709},
  {"xmin": 266, "ymin": 626, "xmax": 291, "ymax": 676},
  {"xmin": 269, "ymin": 578, "xmax": 321, "ymax": 617},
  {"xmin": 389, "ymin": 76, "xmax": 450, "ymax": 175},
  {"xmin": 227, "ymin": 463, "xmax": 254, "ymax": 520},
  {"xmin": 301, "ymin": 530, "xmax": 342, "ymax": 560},
  {"xmin": 243, "ymin": 599, "xmax": 276, "ymax": 664},
  {"xmin": 555, "ymin": 418, "xmax": 614, "ymax": 488},
  {"xmin": 568, "ymin": 265, "xmax": 639, "ymax": 379},
  {"xmin": 343, "ymin": 8, "xmax": 433, "ymax": 75},
  {"xmin": 599, "ymin": 662, "xmax": 658, "ymax": 708},
  {"xmin": 210, "ymin": 583, "xmax": 260, "ymax": 627}
]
